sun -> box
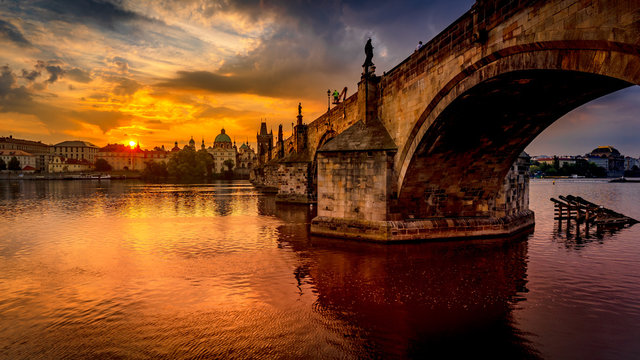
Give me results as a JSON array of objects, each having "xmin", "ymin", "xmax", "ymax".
[{"xmin": 129, "ymin": 140, "xmax": 136, "ymax": 148}]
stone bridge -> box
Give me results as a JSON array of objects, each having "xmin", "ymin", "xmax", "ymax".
[{"xmin": 252, "ymin": 0, "xmax": 640, "ymax": 241}]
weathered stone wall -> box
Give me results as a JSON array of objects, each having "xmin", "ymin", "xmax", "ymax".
[
  {"xmin": 260, "ymin": 162, "xmax": 313, "ymax": 203},
  {"xmin": 317, "ymin": 150, "xmax": 394, "ymax": 222},
  {"xmin": 494, "ymin": 155, "xmax": 530, "ymax": 218},
  {"xmin": 311, "ymin": 154, "xmax": 534, "ymax": 242},
  {"xmin": 271, "ymin": 94, "xmax": 360, "ymax": 162}
]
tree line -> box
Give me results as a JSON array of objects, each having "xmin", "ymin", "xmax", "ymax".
[
  {"xmin": 0, "ymin": 157, "xmax": 23, "ymax": 171},
  {"xmin": 142, "ymin": 147, "xmax": 234, "ymax": 182},
  {"xmin": 530, "ymin": 157, "xmax": 606, "ymax": 177}
]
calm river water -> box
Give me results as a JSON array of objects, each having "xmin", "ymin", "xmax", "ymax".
[{"xmin": 0, "ymin": 179, "xmax": 639, "ymax": 359}]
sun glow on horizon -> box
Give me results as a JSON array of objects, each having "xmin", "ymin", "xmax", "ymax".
[{"xmin": 129, "ymin": 140, "xmax": 137, "ymax": 148}]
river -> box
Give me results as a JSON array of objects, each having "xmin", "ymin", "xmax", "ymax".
[{"xmin": 0, "ymin": 179, "xmax": 638, "ymax": 359}]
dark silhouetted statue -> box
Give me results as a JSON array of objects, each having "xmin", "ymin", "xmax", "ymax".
[{"xmin": 363, "ymin": 38, "xmax": 374, "ymax": 69}]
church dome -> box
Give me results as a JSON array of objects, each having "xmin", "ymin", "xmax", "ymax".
[
  {"xmin": 590, "ymin": 146, "xmax": 620, "ymax": 157},
  {"xmin": 189, "ymin": 136, "xmax": 195, "ymax": 147},
  {"xmin": 215, "ymin": 129, "xmax": 232, "ymax": 143}
]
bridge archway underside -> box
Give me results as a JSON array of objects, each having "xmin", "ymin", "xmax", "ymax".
[
  {"xmin": 397, "ymin": 68, "xmax": 632, "ymax": 219},
  {"xmin": 395, "ymin": 45, "xmax": 640, "ymax": 188}
]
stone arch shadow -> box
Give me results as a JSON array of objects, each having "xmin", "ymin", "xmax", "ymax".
[{"xmin": 396, "ymin": 44, "xmax": 640, "ymax": 220}]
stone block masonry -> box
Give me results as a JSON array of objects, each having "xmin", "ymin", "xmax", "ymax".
[
  {"xmin": 317, "ymin": 150, "xmax": 395, "ymax": 222},
  {"xmin": 252, "ymin": 160, "xmax": 314, "ymax": 203},
  {"xmin": 311, "ymin": 153, "xmax": 534, "ymax": 242}
]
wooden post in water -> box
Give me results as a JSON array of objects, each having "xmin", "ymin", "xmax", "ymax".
[{"xmin": 575, "ymin": 206, "xmax": 581, "ymax": 239}]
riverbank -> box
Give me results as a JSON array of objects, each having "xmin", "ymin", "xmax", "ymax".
[{"xmin": 0, "ymin": 171, "xmax": 141, "ymax": 180}]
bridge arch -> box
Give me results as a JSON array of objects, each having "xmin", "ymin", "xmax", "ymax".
[{"xmin": 396, "ymin": 43, "xmax": 640, "ymax": 219}]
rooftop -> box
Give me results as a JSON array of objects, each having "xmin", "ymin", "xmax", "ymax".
[
  {"xmin": 215, "ymin": 129, "xmax": 232, "ymax": 143},
  {"xmin": 0, "ymin": 150, "xmax": 33, "ymax": 156},
  {"xmin": 318, "ymin": 118, "xmax": 397, "ymax": 153},
  {"xmin": 54, "ymin": 140, "xmax": 98, "ymax": 148},
  {"xmin": 589, "ymin": 146, "xmax": 621, "ymax": 157}
]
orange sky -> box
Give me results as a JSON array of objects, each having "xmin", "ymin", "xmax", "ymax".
[{"xmin": 1, "ymin": 0, "xmax": 639, "ymax": 156}]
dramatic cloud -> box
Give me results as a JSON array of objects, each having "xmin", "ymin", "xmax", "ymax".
[
  {"xmin": 0, "ymin": 18, "xmax": 31, "ymax": 47},
  {"xmin": 0, "ymin": 0, "xmax": 637, "ymax": 156},
  {"xmin": 0, "ymin": 66, "xmax": 32, "ymax": 106},
  {"xmin": 21, "ymin": 69, "xmax": 41, "ymax": 82},
  {"xmin": 110, "ymin": 56, "xmax": 130, "ymax": 74},
  {"xmin": 110, "ymin": 76, "xmax": 142, "ymax": 96},
  {"xmin": 70, "ymin": 109, "xmax": 132, "ymax": 133},
  {"xmin": 33, "ymin": 0, "xmax": 146, "ymax": 30},
  {"xmin": 66, "ymin": 68, "xmax": 92, "ymax": 83},
  {"xmin": 44, "ymin": 65, "xmax": 64, "ymax": 83}
]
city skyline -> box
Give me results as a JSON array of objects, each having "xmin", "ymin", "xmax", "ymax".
[{"xmin": 1, "ymin": 0, "xmax": 639, "ymax": 155}]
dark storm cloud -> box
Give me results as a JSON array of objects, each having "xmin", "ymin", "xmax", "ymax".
[
  {"xmin": 155, "ymin": 0, "xmax": 474, "ymax": 99},
  {"xmin": 33, "ymin": 0, "xmax": 144, "ymax": 30},
  {"xmin": 27, "ymin": 60, "xmax": 66, "ymax": 84},
  {"xmin": 20, "ymin": 60, "xmax": 93, "ymax": 85},
  {"xmin": 19, "ymin": 0, "xmax": 208, "ymax": 51},
  {"xmin": 0, "ymin": 18, "xmax": 31, "ymax": 47},
  {"xmin": 0, "ymin": 65, "xmax": 32, "ymax": 105},
  {"xmin": 21, "ymin": 69, "xmax": 41, "ymax": 82},
  {"xmin": 0, "ymin": 64, "xmax": 78, "ymax": 131},
  {"xmin": 45, "ymin": 65, "xmax": 64, "ymax": 83}
]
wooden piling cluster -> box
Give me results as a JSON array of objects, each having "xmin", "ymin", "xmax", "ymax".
[{"xmin": 550, "ymin": 195, "xmax": 638, "ymax": 237}]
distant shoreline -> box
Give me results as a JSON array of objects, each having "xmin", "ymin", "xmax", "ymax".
[{"xmin": 0, "ymin": 172, "xmax": 249, "ymax": 182}]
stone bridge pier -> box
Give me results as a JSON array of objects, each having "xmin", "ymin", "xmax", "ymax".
[
  {"xmin": 310, "ymin": 73, "xmax": 535, "ymax": 242},
  {"xmin": 309, "ymin": 0, "xmax": 640, "ymax": 242}
]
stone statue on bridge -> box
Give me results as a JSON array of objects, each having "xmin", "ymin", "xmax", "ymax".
[{"xmin": 363, "ymin": 38, "xmax": 374, "ymax": 71}]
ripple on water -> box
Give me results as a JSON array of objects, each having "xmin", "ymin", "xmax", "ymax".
[{"xmin": 1, "ymin": 180, "xmax": 639, "ymax": 359}]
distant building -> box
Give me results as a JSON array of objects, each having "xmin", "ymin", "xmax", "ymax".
[
  {"xmin": 206, "ymin": 129, "xmax": 236, "ymax": 173},
  {"xmin": 586, "ymin": 146, "xmax": 625, "ymax": 177},
  {"xmin": 48, "ymin": 156, "xmax": 93, "ymax": 173},
  {"xmin": 533, "ymin": 156, "xmax": 576, "ymax": 167},
  {"xmin": 185, "ymin": 137, "xmax": 196, "ymax": 151},
  {"xmin": 0, "ymin": 135, "xmax": 52, "ymax": 171},
  {"xmin": 0, "ymin": 150, "xmax": 37, "ymax": 170},
  {"xmin": 236, "ymin": 142, "xmax": 257, "ymax": 177},
  {"xmin": 96, "ymin": 143, "xmax": 169, "ymax": 171},
  {"xmin": 624, "ymin": 156, "xmax": 640, "ymax": 171},
  {"xmin": 52, "ymin": 140, "xmax": 99, "ymax": 163},
  {"xmin": 256, "ymin": 122, "xmax": 273, "ymax": 165}
]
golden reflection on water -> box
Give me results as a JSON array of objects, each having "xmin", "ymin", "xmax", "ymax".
[{"xmin": 1, "ymin": 180, "xmax": 640, "ymax": 358}]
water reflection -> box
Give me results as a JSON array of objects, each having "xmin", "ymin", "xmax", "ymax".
[
  {"xmin": 266, "ymin": 201, "xmax": 539, "ymax": 359},
  {"xmin": 551, "ymin": 220, "xmax": 630, "ymax": 250},
  {"xmin": 2, "ymin": 180, "xmax": 639, "ymax": 358}
]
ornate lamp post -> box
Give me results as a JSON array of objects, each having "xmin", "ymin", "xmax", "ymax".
[{"xmin": 327, "ymin": 89, "xmax": 331, "ymax": 112}]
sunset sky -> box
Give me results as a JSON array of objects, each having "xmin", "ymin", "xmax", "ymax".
[{"xmin": 1, "ymin": 0, "xmax": 638, "ymax": 156}]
